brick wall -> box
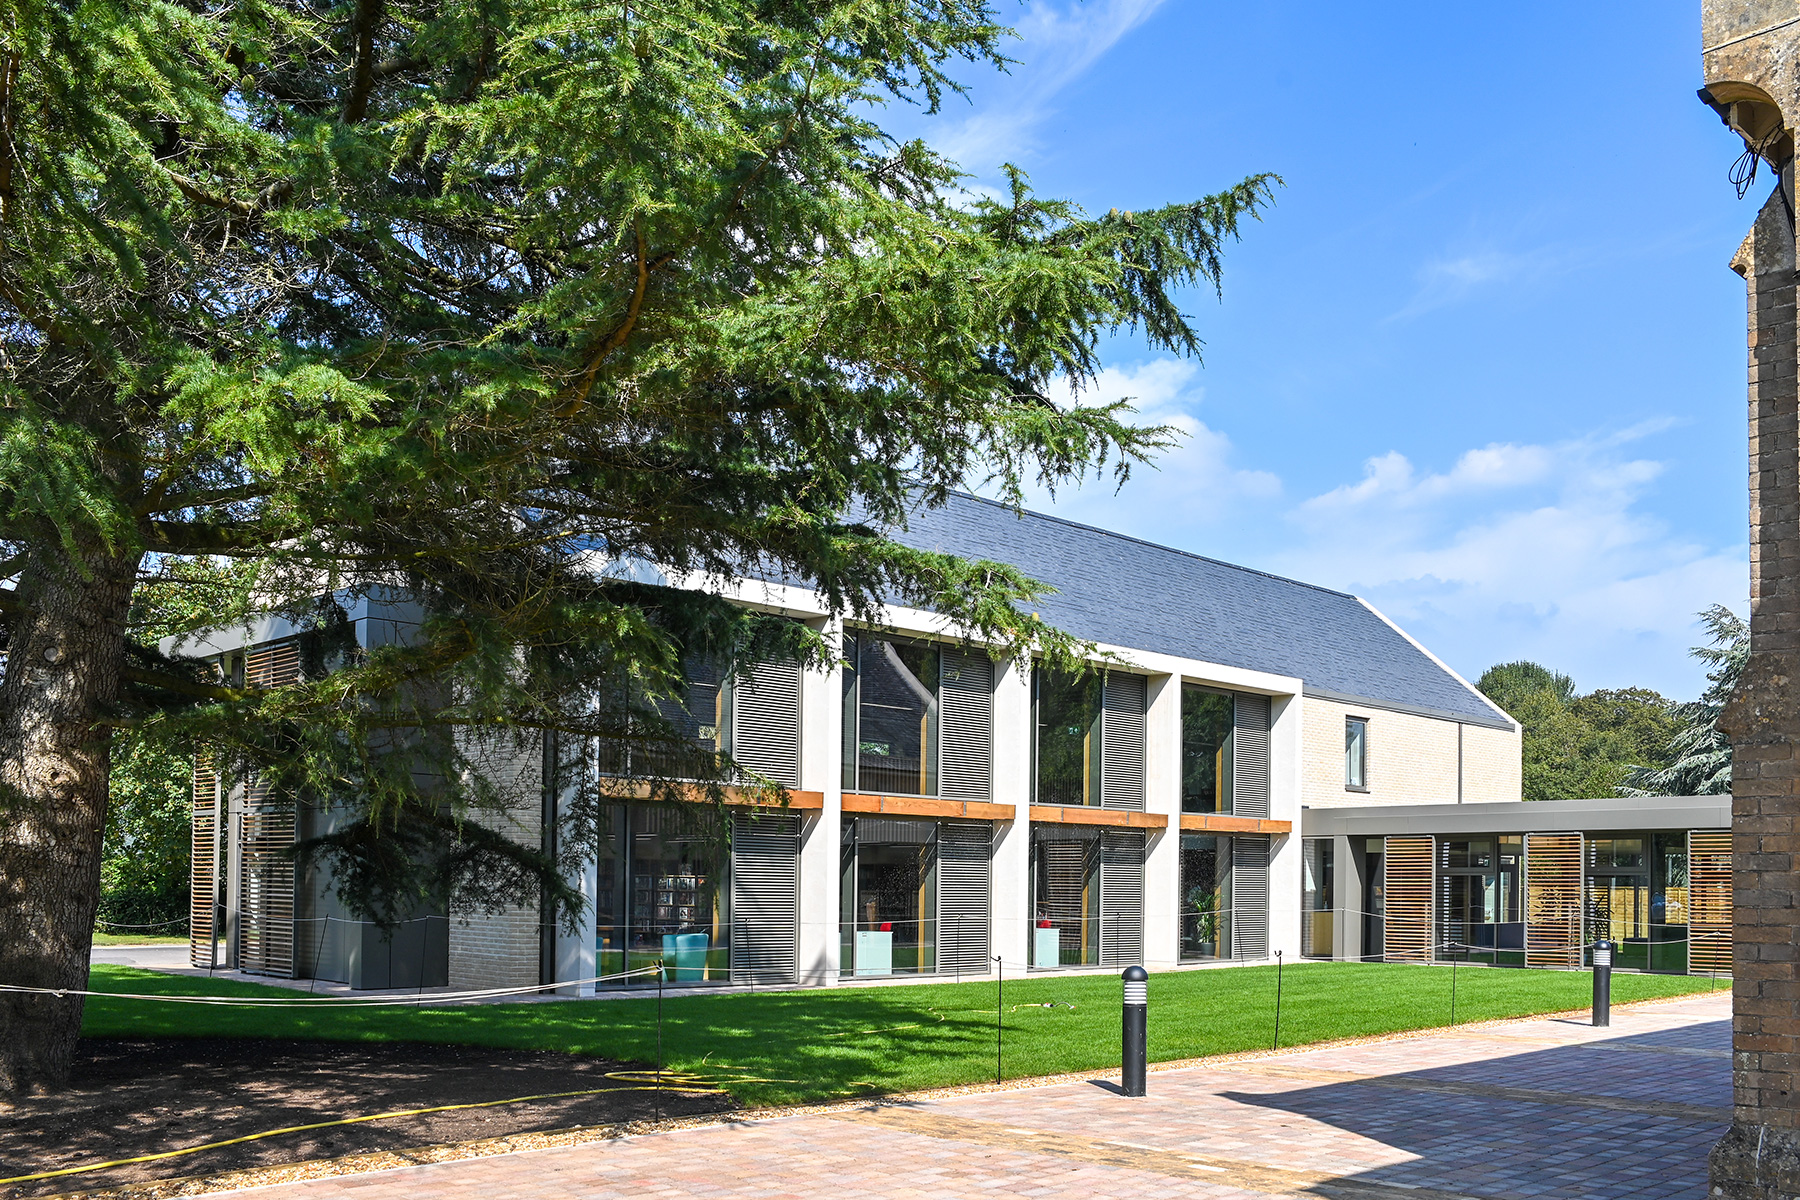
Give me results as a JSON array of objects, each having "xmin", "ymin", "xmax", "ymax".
[
  {"xmin": 446, "ymin": 734, "xmax": 545, "ymax": 991},
  {"xmin": 1301, "ymin": 697, "xmax": 1520, "ymax": 808}
]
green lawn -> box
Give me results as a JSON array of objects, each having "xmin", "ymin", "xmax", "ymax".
[
  {"xmin": 82, "ymin": 962, "xmax": 1727, "ymax": 1107},
  {"xmin": 90, "ymin": 933, "xmax": 188, "ymax": 946}
]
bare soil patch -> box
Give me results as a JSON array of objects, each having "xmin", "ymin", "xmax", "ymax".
[{"xmin": 0, "ymin": 1038, "xmax": 732, "ymax": 1197}]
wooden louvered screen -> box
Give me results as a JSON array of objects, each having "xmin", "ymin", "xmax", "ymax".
[
  {"xmin": 1099, "ymin": 829, "xmax": 1145, "ymax": 965},
  {"xmin": 189, "ymin": 751, "xmax": 221, "ymax": 967},
  {"xmin": 1689, "ymin": 830, "xmax": 1733, "ymax": 976},
  {"xmin": 239, "ymin": 785, "xmax": 297, "ymax": 976},
  {"xmin": 1383, "ymin": 836, "xmax": 1434, "ymax": 962},
  {"xmin": 730, "ymin": 811, "xmax": 800, "ymax": 983},
  {"xmin": 1232, "ymin": 694, "xmax": 1272, "ymax": 819},
  {"xmin": 239, "ymin": 641, "xmax": 301, "ymax": 977},
  {"xmin": 937, "ymin": 820, "xmax": 993, "ymax": 973},
  {"xmin": 1100, "ymin": 672, "xmax": 1147, "ymax": 811},
  {"xmin": 1525, "ymin": 832, "xmax": 1584, "ymax": 968},
  {"xmin": 1231, "ymin": 835, "xmax": 1271, "ymax": 959},
  {"xmin": 732, "ymin": 658, "xmax": 802, "ymax": 787},
  {"xmin": 939, "ymin": 652, "xmax": 993, "ymax": 801}
]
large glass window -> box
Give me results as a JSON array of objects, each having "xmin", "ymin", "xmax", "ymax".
[
  {"xmin": 1651, "ymin": 831, "xmax": 1689, "ymax": 973},
  {"xmin": 1588, "ymin": 835, "xmax": 1652, "ymax": 969},
  {"xmin": 1033, "ymin": 666, "xmax": 1102, "ymax": 806},
  {"xmin": 840, "ymin": 818, "xmax": 936, "ymax": 975},
  {"xmin": 1438, "ymin": 837, "xmax": 1524, "ymax": 964},
  {"xmin": 1031, "ymin": 826, "xmax": 1100, "ymax": 965},
  {"xmin": 1345, "ymin": 717, "xmax": 1368, "ymax": 789},
  {"xmin": 1302, "ymin": 839, "xmax": 1334, "ymax": 958},
  {"xmin": 842, "ymin": 633, "xmax": 939, "ymax": 796},
  {"xmin": 596, "ymin": 657, "xmax": 730, "ymax": 779},
  {"xmin": 1180, "ymin": 833, "xmax": 1231, "ymax": 961},
  {"xmin": 594, "ymin": 804, "xmax": 730, "ymax": 985},
  {"xmin": 1182, "ymin": 685, "xmax": 1234, "ymax": 814}
]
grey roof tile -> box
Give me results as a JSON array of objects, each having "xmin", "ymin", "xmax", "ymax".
[{"xmin": 879, "ymin": 492, "xmax": 1509, "ymax": 728}]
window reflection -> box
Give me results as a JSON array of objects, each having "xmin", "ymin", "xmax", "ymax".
[
  {"xmin": 1180, "ymin": 833, "xmax": 1231, "ymax": 960},
  {"xmin": 1031, "ymin": 826, "xmax": 1099, "ymax": 965},
  {"xmin": 1033, "ymin": 666, "xmax": 1101, "ymax": 806},
  {"xmin": 842, "ymin": 633, "xmax": 939, "ymax": 796},
  {"xmin": 1181, "ymin": 685, "xmax": 1233, "ymax": 814}
]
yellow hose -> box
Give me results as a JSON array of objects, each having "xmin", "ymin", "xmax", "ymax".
[{"xmin": 0, "ymin": 1071, "xmax": 728, "ymax": 1187}]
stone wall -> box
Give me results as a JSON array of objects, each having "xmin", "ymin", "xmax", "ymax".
[{"xmin": 446, "ymin": 734, "xmax": 545, "ymax": 992}]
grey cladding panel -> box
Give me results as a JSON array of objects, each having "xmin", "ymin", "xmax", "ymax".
[
  {"xmin": 733, "ymin": 658, "xmax": 801, "ymax": 787},
  {"xmin": 731, "ymin": 812, "xmax": 799, "ymax": 984},
  {"xmin": 1101, "ymin": 672, "xmax": 1147, "ymax": 812},
  {"xmin": 1233, "ymin": 694, "xmax": 1271, "ymax": 819},
  {"xmin": 1231, "ymin": 836, "xmax": 1270, "ymax": 960},
  {"xmin": 939, "ymin": 651, "xmax": 993, "ymax": 801},
  {"xmin": 936, "ymin": 820, "xmax": 992, "ymax": 973},
  {"xmin": 1100, "ymin": 829, "xmax": 1145, "ymax": 966}
]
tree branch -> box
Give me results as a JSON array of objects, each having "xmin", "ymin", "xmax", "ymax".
[{"xmin": 342, "ymin": 0, "xmax": 383, "ymax": 124}]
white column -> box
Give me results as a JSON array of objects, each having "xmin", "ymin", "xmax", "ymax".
[
  {"xmin": 797, "ymin": 617, "xmax": 843, "ymax": 985},
  {"xmin": 557, "ymin": 854, "xmax": 599, "ymax": 995},
  {"xmin": 1266, "ymin": 692, "xmax": 1305, "ymax": 961},
  {"xmin": 990, "ymin": 653, "xmax": 1032, "ymax": 972},
  {"xmin": 1143, "ymin": 672, "xmax": 1182, "ymax": 969}
]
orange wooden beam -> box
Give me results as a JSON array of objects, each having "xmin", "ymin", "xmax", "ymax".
[
  {"xmin": 1028, "ymin": 804, "xmax": 1168, "ymax": 830},
  {"xmin": 841, "ymin": 793, "xmax": 1015, "ymax": 822},
  {"xmin": 1177, "ymin": 813, "xmax": 1292, "ymax": 835}
]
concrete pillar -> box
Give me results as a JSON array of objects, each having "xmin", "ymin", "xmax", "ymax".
[
  {"xmin": 1143, "ymin": 672, "xmax": 1182, "ymax": 968},
  {"xmin": 991, "ymin": 654, "xmax": 1032, "ymax": 971},
  {"xmin": 1333, "ymin": 832, "xmax": 1362, "ymax": 962},
  {"xmin": 1267, "ymin": 693, "xmax": 1304, "ymax": 961},
  {"xmin": 798, "ymin": 618, "xmax": 843, "ymax": 985}
]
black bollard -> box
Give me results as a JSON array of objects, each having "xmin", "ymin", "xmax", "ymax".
[
  {"xmin": 1592, "ymin": 938, "xmax": 1613, "ymax": 1027},
  {"xmin": 1121, "ymin": 965, "xmax": 1148, "ymax": 1097}
]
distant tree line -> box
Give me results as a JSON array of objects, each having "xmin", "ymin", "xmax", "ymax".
[{"xmin": 1475, "ymin": 605, "xmax": 1745, "ymax": 801}]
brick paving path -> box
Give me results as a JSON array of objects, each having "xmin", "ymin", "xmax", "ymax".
[{"xmin": 234, "ymin": 992, "xmax": 1729, "ymax": 1200}]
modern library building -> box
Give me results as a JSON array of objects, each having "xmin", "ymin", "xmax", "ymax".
[{"xmin": 184, "ymin": 492, "xmax": 1733, "ymax": 990}]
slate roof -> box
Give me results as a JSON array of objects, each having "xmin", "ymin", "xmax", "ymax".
[{"xmin": 874, "ymin": 492, "xmax": 1512, "ymax": 729}]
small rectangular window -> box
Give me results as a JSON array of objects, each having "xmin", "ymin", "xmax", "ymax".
[{"xmin": 1345, "ymin": 717, "xmax": 1368, "ymax": 790}]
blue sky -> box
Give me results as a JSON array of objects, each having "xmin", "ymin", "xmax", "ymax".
[{"xmin": 884, "ymin": 2, "xmax": 1753, "ymax": 701}]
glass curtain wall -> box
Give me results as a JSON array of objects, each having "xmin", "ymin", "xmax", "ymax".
[
  {"xmin": 840, "ymin": 818, "xmax": 937, "ymax": 975},
  {"xmin": 1033, "ymin": 666, "xmax": 1102, "ymax": 806},
  {"xmin": 1031, "ymin": 826, "xmax": 1100, "ymax": 965},
  {"xmin": 596, "ymin": 658, "xmax": 730, "ymax": 778},
  {"xmin": 1588, "ymin": 836, "xmax": 1654, "ymax": 969},
  {"xmin": 842, "ymin": 633, "xmax": 940, "ymax": 796},
  {"xmin": 1301, "ymin": 839, "xmax": 1334, "ymax": 957},
  {"xmin": 1361, "ymin": 838, "xmax": 1384, "ymax": 960},
  {"xmin": 1651, "ymin": 832, "xmax": 1689, "ymax": 973},
  {"xmin": 1179, "ymin": 833, "xmax": 1231, "ymax": 960},
  {"xmin": 1438, "ymin": 837, "xmax": 1523, "ymax": 964},
  {"xmin": 1181, "ymin": 685, "xmax": 1234, "ymax": 813},
  {"xmin": 594, "ymin": 804, "xmax": 731, "ymax": 985}
]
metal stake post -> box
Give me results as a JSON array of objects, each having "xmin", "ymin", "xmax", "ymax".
[
  {"xmin": 1121, "ymin": 966, "xmax": 1148, "ymax": 1097},
  {"xmin": 656, "ymin": 958, "xmax": 665, "ymax": 1120},
  {"xmin": 1592, "ymin": 939, "xmax": 1613, "ymax": 1027},
  {"xmin": 994, "ymin": 955, "xmax": 1003, "ymax": 1084},
  {"xmin": 1271, "ymin": 949, "xmax": 1285, "ymax": 1050}
]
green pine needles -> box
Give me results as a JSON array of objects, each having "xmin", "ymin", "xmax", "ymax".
[{"xmin": 0, "ymin": 0, "xmax": 1273, "ymax": 1089}]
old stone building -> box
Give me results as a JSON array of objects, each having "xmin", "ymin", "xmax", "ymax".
[{"xmin": 1703, "ymin": 3, "xmax": 1800, "ymax": 1196}]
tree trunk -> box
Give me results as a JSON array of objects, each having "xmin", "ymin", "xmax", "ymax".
[{"xmin": 0, "ymin": 546, "xmax": 140, "ymax": 1095}]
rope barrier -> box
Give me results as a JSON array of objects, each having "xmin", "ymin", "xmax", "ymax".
[{"xmin": 0, "ymin": 966, "xmax": 666, "ymax": 1008}]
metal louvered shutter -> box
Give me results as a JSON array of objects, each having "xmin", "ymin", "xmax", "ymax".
[
  {"xmin": 937, "ymin": 821, "xmax": 992, "ymax": 973},
  {"xmin": 938, "ymin": 652, "xmax": 993, "ymax": 801},
  {"xmin": 1100, "ymin": 672, "xmax": 1146, "ymax": 811},
  {"xmin": 733, "ymin": 658, "xmax": 802, "ymax": 787},
  {"xmin": 1100, "ymin": 829, "xmax": 1145, "ymax": 965},
  {"xmin": 239, "ymin": 642, "xmax": 300, "ymax": 977},
  {"xmin": 1232, "ymin": 694, "xmax": 1271, "ymax": 819},
  {"xmin": 189, "ymin": 752, "xmax": 221, "ymax": 967},
  {"xmin": 730, "ymin": 811, "xmax": 799, "ymax": 984},
  {"xmin": 1231, "ymin": 836, "xmax": 1270, "ymax": 959}
]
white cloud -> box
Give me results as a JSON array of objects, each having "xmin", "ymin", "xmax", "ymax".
[
  {"xmin": 1388, "ymin": 244, "xmax": 1572, "ymax": 321},
  {"xmin": 933, "ymin": 0, "xmax": 1167, "ymax": 171},
  {"xmin": 1273, "ymin": 430, "xmax": 1745, "ymax": 698},
  {"xmin": 997, "ymin": 358, "xmax": 1280, "ymax": 538}
]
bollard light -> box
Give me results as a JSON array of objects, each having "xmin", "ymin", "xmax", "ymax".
[
  {"xmin": 1592, "ymin": 938, "xmax": 1614, "ymax": 1027},
  {"xmin": 1121, "ymin": 965, "xmax": 1148, "ymax": 1097}
]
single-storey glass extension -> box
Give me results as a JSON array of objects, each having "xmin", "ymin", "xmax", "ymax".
[{"xmin": 1298, "ymin": 795, "xmax": 1733, "ymax": 976}]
